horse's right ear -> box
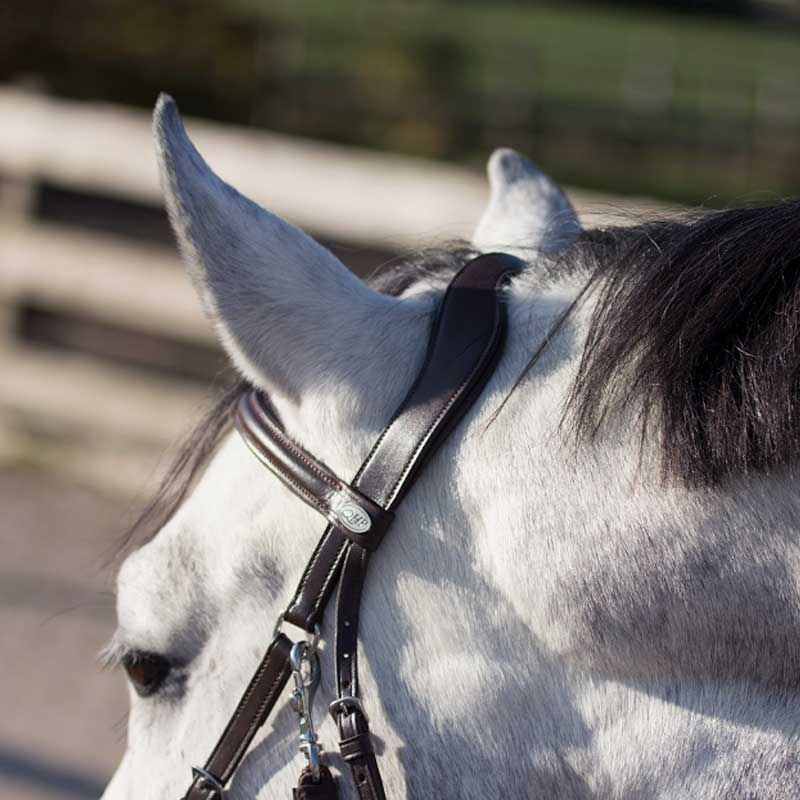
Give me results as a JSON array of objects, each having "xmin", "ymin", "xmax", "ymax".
[
  {"xmin": 472, "ymin": 148, "xmax": 581, "ymax": 256},
  {"xmin": 153, "ymin": 95, "xmax": 426, "ymax": 418}
]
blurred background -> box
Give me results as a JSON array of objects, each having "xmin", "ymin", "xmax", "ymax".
[{"xmin": 1, "ymin": 1, "xmax": 799, "ymax": 797}]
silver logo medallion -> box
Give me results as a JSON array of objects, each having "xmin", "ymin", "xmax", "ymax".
[{"xmin": 334, "ymin": 497, "xmax": 372, "ymax": 534}]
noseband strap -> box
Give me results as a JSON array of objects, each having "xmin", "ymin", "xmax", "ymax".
[{"xmin": 182, "ymin": 252, "xmax": 522, "ymax": 800}]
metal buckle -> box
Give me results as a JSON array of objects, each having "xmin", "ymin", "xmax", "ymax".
[
  {"xmin": 328, "ymin": 695, "xmax": 369, "ymax": 724},
  {"xmin": 273, "ymin": 614, "xmax": 321, "ymax": 655},
  {"xmin": 191, "ymin": 766, "xmax": 225, "ymax": 796}
]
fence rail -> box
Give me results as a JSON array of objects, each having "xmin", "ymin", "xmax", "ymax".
[{"xmin": 0, "ymin": 87, "xmax": 669, "ymax": 494}]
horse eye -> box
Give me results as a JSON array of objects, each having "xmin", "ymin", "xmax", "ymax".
[{"xmin": 122, "ymin": 651, "xmax": 172, "ymax": 697}]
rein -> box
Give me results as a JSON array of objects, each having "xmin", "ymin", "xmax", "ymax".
[{"xmin": 182, "ymin": 252, "xmax": 522, "ymax": 799}]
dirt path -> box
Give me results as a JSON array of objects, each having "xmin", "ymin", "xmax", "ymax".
[{"xmin": 0, "ymin": 469, "xmax": 131, "ymax": 799}]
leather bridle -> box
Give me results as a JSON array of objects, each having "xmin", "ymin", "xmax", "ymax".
[{"xmin": 181, "ymin": 252, "xmax": 523, "ymax": 799}]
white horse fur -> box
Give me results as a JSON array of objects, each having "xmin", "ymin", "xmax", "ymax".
[{"xmin": 102, "ymin": 95, "xmax": 800, "ymax": 799}]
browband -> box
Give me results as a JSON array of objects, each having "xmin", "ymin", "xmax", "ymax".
[
  {"xmin": 183, "ymin": 252, "xmax": 523, "ymax": 800},
  {"xmin": 237, "ymin": 392, "xmax": 394, "ymax": 553}
]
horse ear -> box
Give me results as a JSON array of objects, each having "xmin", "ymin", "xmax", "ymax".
[
  {"xmin": 472, "ymin": 148, "xmax": 581, "ymax": 257},
  {"xmin": 152, "ymin": 94, "xmax": 422, "ymax": 413}
]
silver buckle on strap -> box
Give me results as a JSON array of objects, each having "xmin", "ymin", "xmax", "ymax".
[
  {"xmin": 272, "ymin": 614, "xmax": 321, "ymax": 654},
  {"xmin": 328, "ymin": 695, "xmax": 369, "ymax": 723},
  {"xmin": 191, "ymin": 766, "xmax": 225, "ymax": 796}
]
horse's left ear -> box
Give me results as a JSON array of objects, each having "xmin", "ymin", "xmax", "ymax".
[
  {"xmin": 152, "ymin": 95, "xmax": 426, "ymax": 418},
  {"xmin": 472, "ymin": 148, "xmax": 581, "ymax": 256}
]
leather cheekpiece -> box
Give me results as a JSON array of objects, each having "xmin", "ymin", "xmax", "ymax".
[{"xmin": 183, "ymin": 633, "xmax": 294, "ymax": 800}]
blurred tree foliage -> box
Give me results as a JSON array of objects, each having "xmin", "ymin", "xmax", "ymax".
[
  {"xmin": 638, "ymin": 0, "xmax": 751, "ymax": 12},
  {"xmin": 2, "ymin": 0, "xmax": 799, "ymax": 204},
  {"xmin": 499, "ymin": 0, "xmax": 755, "ymax": 13}
]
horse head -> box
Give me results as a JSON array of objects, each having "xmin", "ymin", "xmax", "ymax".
[{"xmin": 102, "ymin": 96, "xmax": 800, "ymax": 799}]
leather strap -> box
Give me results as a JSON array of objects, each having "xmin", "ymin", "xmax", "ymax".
[
  {"xmin": 332, "ymin": 545, "xmax": 386, "ymax": 800},
  {"xmin": 337, "ymin": 710, "xmax": 384, "ymax": 800},
  {"xmin": 334, "ymin": 544, "xmax": 368, "ymax": 700},
  {"xmin": 281, "ymin": 251, "xmax": 523, "ymax": 632},
  {"xmin": 237, "ymin": 393, "xmax": 394, "ymax": 553},
  {"xmin": 184, "ymin": 633, "xmax": 294, "ymax": 799},
  {"xmin": 326, "ymin": 253, "xmax": 521, "ymax": 800},
  {"xmin": 180, "ymin": 252, "xmax": 522, "ymax": 799}
]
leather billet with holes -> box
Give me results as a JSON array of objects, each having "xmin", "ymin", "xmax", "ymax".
[{"xmin": 182, "ymin": 252, "xmax": 523, "ymax": 800}]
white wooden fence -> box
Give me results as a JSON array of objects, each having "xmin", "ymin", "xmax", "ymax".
[{"xmin": 0, "ymin": 86, "xmax": 668, "ymax": 495}]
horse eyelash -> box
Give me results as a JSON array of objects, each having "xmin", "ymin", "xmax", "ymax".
[{"xmin": 99, "ymin": 637, "xmax": 130, "ymax": 671}]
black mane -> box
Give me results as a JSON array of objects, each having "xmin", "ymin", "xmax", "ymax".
[
  {"xmin": 121, "ymin": 201, "xmax": 800, "ymax": 555},
  {"xmin": 569, "ymin": 199, "xmax": 800, "ymax": 486}
]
